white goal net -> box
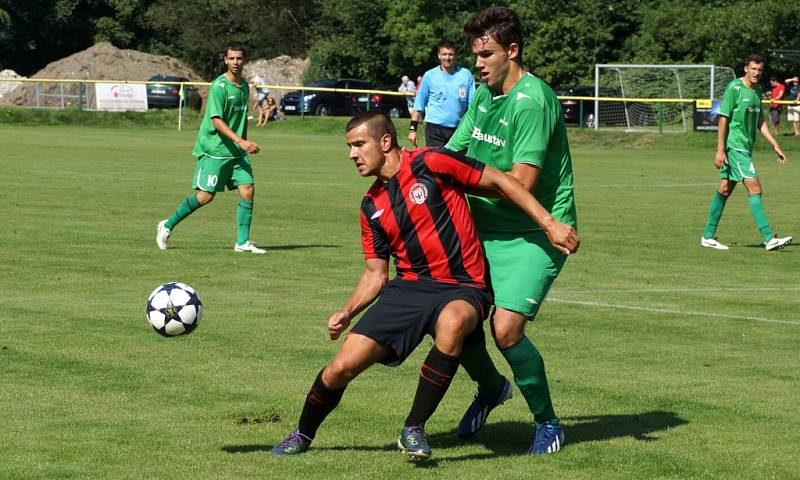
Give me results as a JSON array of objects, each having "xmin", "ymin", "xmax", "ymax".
[{"xmin": 593, "ymin": 64, "xmax": 736, "ymax": 132}]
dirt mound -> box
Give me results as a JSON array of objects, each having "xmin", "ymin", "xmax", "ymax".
[
  {"xmin": 243, "ymin": 55, "xmax": 308, "ymax": 104},
  {"xmin": 0, "ymin": 69, "xmax": 24, "ymax": 100},
  {"xmin": 2, "ymin": 42, "xmax": 203, "ymax": 106},
  {"xmin": 1, "ymin": 42, "xmax": 307, "ymax": 108}
]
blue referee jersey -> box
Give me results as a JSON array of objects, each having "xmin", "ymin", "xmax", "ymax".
[{"xmin": 412, "ymin": 66, "xmax": 475, "ymax": 128}]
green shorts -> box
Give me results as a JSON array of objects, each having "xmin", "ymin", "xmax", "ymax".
[
  {"xmin": 480, "ymin": 230, "xmax": 568, "ymax": 318},
  {"xmin": 720, "ymin": 148, "xmax": 757, "ymax": 182},
  {"xmin": 192, "ymin": 154, "xmax": 254, "ymax": 192}
]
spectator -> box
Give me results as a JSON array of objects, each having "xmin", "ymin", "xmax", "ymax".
[
  {"xmin": 768, "ymin": 76, "xmax": 785, "ymax": 135},
  {"xmin": 408, "ymin": 40, "xmax": 475, "ymax": 147},
  {"xmin": 263, "ymin": 96, "xmax": 279, "ymax": 125},
  {"xmin": 785, "ymin": 76, "xmax": 800, "ymax": 136},
  {"xmin": 398, "ymin": 75, "xmax": 416, "ymax": 116},
  {"xmin": 249, "ymin": 74, "xmax": 270, "ymax": 126}
]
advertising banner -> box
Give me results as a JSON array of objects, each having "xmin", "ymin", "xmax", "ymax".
[
  {"xmin": 95, "ymin": 83, "xmax": 148, "ymax": 111},
  {"xmin": 693, "ymin": 99, "xmax": 721, "ymax": 132}
]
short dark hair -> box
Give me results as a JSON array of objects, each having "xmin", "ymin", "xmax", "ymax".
[
  {"xmin": 438, "ymin": 40, "xmax": 456, "ymax": 52},
  {"xmin": 464, "ymin": 6, "xmax": 524, "ymax": 62},
  {"xmin": 744, "ymin": 54, "xmax": 763, "ymax": 66},
  {"xmin": 223, "ymin": 41, "xmax": 247, "ymax": 58},
  {"xmin": 346, "ymin": 111, "xmax": 399, "ymax": 148}
]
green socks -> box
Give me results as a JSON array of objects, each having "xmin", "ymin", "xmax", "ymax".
[
  {"xmin": 165, "ymin": 195, "xmax": 201, "ymax": 230},
  {"xmin": 500, "ymin": 336, "xmax": 558, "ymax": 427},
  {"xmin": 460, "ymin": 338, "xmax": 505, "ymax": 399},
  {"xmin": 236, "ymin": 199, "xmax": 254, "ymax": 245},
  {"xmin": 702, "ymin": 191, "xmax": 728, "ymax": 239},
  {"xmin": 747, "ymin": 193, "xmax": 773, "ymax": 242}
]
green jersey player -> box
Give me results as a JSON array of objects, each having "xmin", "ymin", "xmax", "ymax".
[
  {"xmin": 700, "ymin": 54, "xmax": 791, "ymax": 251},
  {"xmin": 445, "ymin": 6, "xmax": 579, "ymax": 455},
  {"xmin": 156, "ymin": 41, "xmax": 266, "ymax": 254}
]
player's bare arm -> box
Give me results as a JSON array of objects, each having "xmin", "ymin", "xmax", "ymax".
[
  {"xmin": 715, "ymin": 115, "xmax": 729, "ymax": 168},
  {"xmin": 478, "ymin": 166, "xmax": 580, "ymax": 255},
  {"xmin": 328, "ymin": 258, "xmax": 389, "ymax": 340},
  {"xmin": 759, "ymin": 121, "xmax": 787, "ymax": 164},
  {"xmin": 211, "ymin": 116, "xmax": 260, "ymax": 154},
  {"xmin": 466, "ymin": 162, "xmax": 539, "ymax": 198}
]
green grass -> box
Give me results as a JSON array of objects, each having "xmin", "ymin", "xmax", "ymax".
[{"xmin": 1, "ymin": 120, "xmax": 798, "ymax": 479}]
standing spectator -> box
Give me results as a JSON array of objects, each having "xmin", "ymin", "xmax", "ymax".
[
  {"xmin": 408, "ymin": 40, "xmax": 475, "ymax": 147},
  {"xmin": 785, "ymin": 76, "xmax": 800, "ymax": 136},
  {"xmin": 398, "ymin": 75, "xmax": 416, "ymax": 116},
  {"xmin": 768, "ymin": 76, "xmax": 785, "ymax": 135},
  {"xmin": 249, "ymin": 74, "xmax": 270, "ymax": 127},
  {"xmin": 700, "ymin": 54, "xmax": 791, "ymax": 251}
]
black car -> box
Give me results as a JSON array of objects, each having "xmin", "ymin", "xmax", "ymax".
[
  {"xmin": 554, "ymin": 85, "xmax": 656, "ymax": 128},
  {"xmin": 351, "ymin": 85, "xmax": 411, "ymax": 118},
  {"xmin": 146, "ymin": 75, "xmax": 202, "ymax": 110},
  {"xmin": 280, "ymin": 78, "xmax": 371, "ymax": 116}
]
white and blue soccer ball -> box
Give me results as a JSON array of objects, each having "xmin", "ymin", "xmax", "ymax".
[{"xmin": 145, "ymin": 282, "xmax": 203, "ymax": 337}]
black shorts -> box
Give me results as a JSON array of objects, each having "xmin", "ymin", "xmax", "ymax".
[
  {"xmin": 350, "ymin": 278, "xmax": 492, "ymax": 367},
  {"xmin": 424, "ymin": 123, "xmax": 457, "ymax": 147}
]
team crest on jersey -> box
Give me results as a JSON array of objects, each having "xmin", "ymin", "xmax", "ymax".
[{"xmin": 408, "ymin": 183, "xmax": 429, "ymax": 205}]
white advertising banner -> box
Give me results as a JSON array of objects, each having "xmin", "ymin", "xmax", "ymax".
[{"xmin": 95, "ymin": 83, "xmax": 148, "ymax": 111}]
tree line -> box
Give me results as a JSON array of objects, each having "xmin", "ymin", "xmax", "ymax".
[{"xmin": 2, "ymin": 0, "xmax": 799, "ymax": 88}]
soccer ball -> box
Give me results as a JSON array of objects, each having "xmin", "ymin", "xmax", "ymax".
[{"xmin": 145, "ymin": 282, "xmax": 203, "ymax": 337}]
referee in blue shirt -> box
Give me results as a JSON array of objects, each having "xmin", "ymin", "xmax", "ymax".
[{"xmin": 408, "ymin": 40, "xmax": 475, "ymax": 147}]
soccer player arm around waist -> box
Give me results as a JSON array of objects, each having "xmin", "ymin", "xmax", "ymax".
[
  {"xmin": 478, "ymin": 166, "xmax": 579, "ymax": 255},
  {"xmin": 211, "ymin": 116, "xmax": 260, "ymax": 154},
  {"xmin": 328, "ymin": 258, "xmax": 389, "ymax": 340}
]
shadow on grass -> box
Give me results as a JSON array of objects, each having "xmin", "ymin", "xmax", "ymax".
[
  {"xmin": 221, "ymin": 443, "xmax": 396, "ymax": 454},
  {"xmin": 255, "ymin": 244, "xmax": 340, "ymax": 251},
  {"xmin": 222, "ymin": 410, "xmax": 687, "ymax": 463},
  {"xmin": 424, "ymin": 410, "xmax": 688, "ymax": 461},
  {"xmin": 740, "ymin": 242, "xmax": 795, "ymax": 250}
]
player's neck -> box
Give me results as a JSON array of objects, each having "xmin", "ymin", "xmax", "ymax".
[
  {"xmin": 225, "ymin": 71, "xmax": 243, "ymax": 86},
  {"xmin": 501, "ymin": 63, "xmax": 526, "ymax": 95},
  {"xmin": 377, "ymin": 149, "xmax": 402, "ymax": 183},
  {"xmin": 440, "ymin": 64, "xmax": 455, "ymax": 75},
  {"xmin": 741, "ymin": 76, "xmax": 757, "ymax": 90}
]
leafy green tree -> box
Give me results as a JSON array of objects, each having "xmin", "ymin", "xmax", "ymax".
[
  {"xmin": 512, "ymin": 0, "xmax": 642, "ymax": 86},
  {"xmin": 144, "ymin": 0, "xmax": 313, "ymax": 79}
]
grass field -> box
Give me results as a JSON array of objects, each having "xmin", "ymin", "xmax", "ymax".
[{"xmin": 1, "ymin": 117, "xmax": 798, "ymax": 479}]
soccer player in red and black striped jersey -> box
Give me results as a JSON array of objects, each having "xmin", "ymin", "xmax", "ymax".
[{"xmin": 271, "ymin": 111, "xmax": 578, "ymax": 461}]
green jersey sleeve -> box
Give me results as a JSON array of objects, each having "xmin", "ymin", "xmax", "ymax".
[
  {"xmin": 511, "ymin": 96, "xmax": 553, "ymax": 167},
  {"xmin": 719, "ymin": 81, "xmax": 736, "ymax": 118},
  {"xmin": 206, "ymin": 80, "xmax": 227, "ymax": 118}
]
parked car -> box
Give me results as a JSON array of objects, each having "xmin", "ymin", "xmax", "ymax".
[
  {"xmin": 351, "ymin": 85, "xmax": 410, "ymax": 118},
  {"xmin": 280, "ymin": 78, "xmax": 371, "ymax": 116},
  {"xmin": 146, "ymin": 75, "xmax": 202, "ymax": 110},
  {"xmin": 553, "ymin": 85, "xmax": 656, "ymax": 128}
]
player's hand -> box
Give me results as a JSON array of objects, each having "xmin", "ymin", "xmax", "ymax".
[
  {"xmin": 328, "ymin": 310, "xmax": 351, "ymax": 340},
  {"xmin": 544, "ymin": 220, "xmax": 580, "ymax": 255},
  {"xmin": 714, "ymin": 150, "xmax": 727, "ymax": 169},
  {"xmin": 408, "ymin": 131, "xmax": 418, "ymax": 147},
  {"xmin": 775, "ymin": 146, "xmax": 787, "ymax": 165},
  {"xmin": 238, "ymin": 139, "xmax": 260, "ymax": 154}
]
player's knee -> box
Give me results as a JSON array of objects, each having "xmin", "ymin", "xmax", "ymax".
[
  {"xmin": 324, "ymin": 358, "xmax": 359, "ymax": 387},
  {"xmin": 436, "ymin": 311, "xmax": 476, "ymax": 341},
  {"xmin": 239, "ymin": 184, "xmax": 255, "ymax": 199},
  {"xmin": 491, "ymin": 317, "xmax": 524, "ymax": 349},
  {"xmin": 196, "ymin": 191, "xmax": 215, "ymax": 205}
]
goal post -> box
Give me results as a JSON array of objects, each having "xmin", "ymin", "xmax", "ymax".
[{"xmin": 593, "ymin": 64, "xmax": 736, "ymax": 132}]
